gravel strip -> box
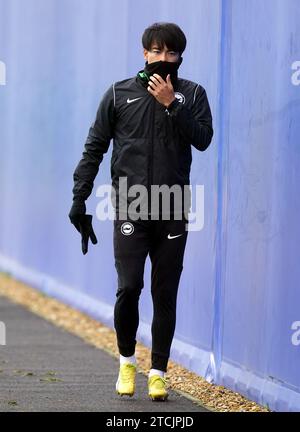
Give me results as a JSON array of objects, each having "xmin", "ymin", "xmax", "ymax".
[{"xmin": 0, "ymin": 272, "xmax": 270, "ymax": 412}]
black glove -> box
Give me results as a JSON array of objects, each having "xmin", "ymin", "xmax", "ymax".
[{"xmin": 68, "ymin": 200, "xmax": 98, "ymax": 255}]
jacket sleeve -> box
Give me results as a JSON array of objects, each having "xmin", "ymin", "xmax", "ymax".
[
  {"xmin": 72, "ymin": 84, "xmax": 115, "ymax": 201},
  {"xmin": 165, "ymin": 84, "xmax": 213, "ymax": 151}
]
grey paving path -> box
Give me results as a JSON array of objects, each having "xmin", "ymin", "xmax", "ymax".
[{"xmin": 0, "ymin": 296, "xmax": 209, "ymax": 412}]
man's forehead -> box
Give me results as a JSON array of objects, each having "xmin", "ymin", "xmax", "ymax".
[{"xmin": 150, "ymin": 43, "xmax": 175, "ymax": 51}]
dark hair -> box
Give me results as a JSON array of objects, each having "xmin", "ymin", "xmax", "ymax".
[{"xmin": 142, "ymin": 22, "xmax": 187, "ymax": 56}]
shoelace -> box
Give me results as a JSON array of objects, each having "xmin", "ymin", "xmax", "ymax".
[
  {"xmin": 120, "ymin": 364, "xmax": 135, "ymax": 383},
  {"xmin": 150, "ymin": 376, "xmax": 167, "ymax": 388}
]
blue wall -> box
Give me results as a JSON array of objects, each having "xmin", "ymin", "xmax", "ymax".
[{"xmin": 0, "ymin": 0, "xmax": 299, "ymax": 411}]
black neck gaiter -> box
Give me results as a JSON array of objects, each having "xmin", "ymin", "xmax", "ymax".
[{"xmin": 137, "ymin": 57, "xmax": 183, "ymax": 88}]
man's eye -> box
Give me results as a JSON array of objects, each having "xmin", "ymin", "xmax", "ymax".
[{"xmin": 152, "ymin": 50, "xmax": 177, "ymax": 55}]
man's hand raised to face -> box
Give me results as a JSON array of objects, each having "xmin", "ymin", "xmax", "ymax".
[{"xmin": 147, "ymin": 74, "xmax": 176, "ymax": 108}]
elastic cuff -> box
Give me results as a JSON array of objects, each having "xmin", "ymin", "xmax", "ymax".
[
  {"xmin": 167, "ymin": 98, "xmax": 179, "ymax": 110},
  {"xmin": 151, "ymin": 353, "xmax": 169, "ymax": 372},
  {"xmin": 119, "ymin": 347, "xmax": 136, "ymax": 357},
  {"xmin": 165, "ymin": 98, "xmax": 180, "ymax": 115}
]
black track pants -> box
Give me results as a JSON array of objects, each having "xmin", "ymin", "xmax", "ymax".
[{"xmin": 113, "ymin": 215, "xmax": 189, "ymax": 372}]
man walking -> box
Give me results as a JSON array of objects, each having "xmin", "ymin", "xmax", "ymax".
[{"xmin": 69, "ymin": 22, "xmax": 213, "ymax": 401}]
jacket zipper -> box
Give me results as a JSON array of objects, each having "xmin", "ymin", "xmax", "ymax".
[{"xmin": 148, "ymin": 98, "xmax": 156, "ymax": 215}]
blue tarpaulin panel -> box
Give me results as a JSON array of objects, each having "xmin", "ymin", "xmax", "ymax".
[{"xmin": 0, "ymin": 0, "xmax": 299, "ymax": 411}]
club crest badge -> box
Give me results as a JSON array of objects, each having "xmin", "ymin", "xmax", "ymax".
[
  {"xmin": 174, "ymin": 92, "xmax": 185, "ymax": 104},
  {"xmin": 120, "ymin": 222, "xmax": 134, "ymax": 236}
]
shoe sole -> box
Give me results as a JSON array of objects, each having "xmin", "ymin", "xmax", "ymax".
[
  {"xmin": 149, "ymin": 393, "xmax": 169, "ymax": 401},
  {"xmin": 116, "ymin": 390, "xmax": 134, "ymax": 397}
]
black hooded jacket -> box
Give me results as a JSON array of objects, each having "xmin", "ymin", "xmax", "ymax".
[{"xmin": 71, "ymin": 69, "xmax": 214, "ymax": 217}]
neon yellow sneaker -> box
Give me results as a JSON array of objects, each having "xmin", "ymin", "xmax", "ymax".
[
  {"xmin": 148, "ymin": 375, "xmax": 169, "ymax": 401},
  {"xmin": 115, "ymin": 363, "xmax": 136, "ymax": 397}
]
